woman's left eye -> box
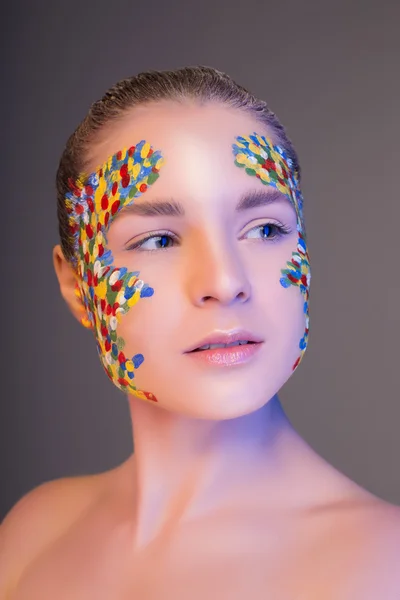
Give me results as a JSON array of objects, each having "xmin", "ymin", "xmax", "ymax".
[{"xmin": 244, "ymin": 222, "xmax": 291, "ymax": 242}]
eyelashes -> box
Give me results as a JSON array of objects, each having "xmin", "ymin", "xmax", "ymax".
[{"xmin": 125, "ymin": 222, "xmax": 293, "ymax": 254}]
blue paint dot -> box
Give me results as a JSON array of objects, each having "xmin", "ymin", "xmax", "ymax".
[
  {"xmin": 132, "ymin": 354, "xmax": 144, "ymax": 368},
  {"xmin": 112, "ymin": 343, "xmax": 118, "ymax": 357},
  {"xmin": 298, "ymin": 238, "xmax": 306, "ymax": 252},
  {"xmin": 140, "ymin": 286, "xmax": 154, "ymax": 298},
  {"xmin": 280, "ymin": 277, "xmax": 290, "ymax": 288},
  {"xmin": 124, "ymin": 286, "xmax": 135, "ymax": 300}
]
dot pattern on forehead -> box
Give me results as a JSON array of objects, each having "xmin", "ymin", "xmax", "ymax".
[
  {"xmin": 65, "ymin": 141, "xmax": 164, "ymax": 401},
  {"xmin": 232, "ymin": 133, "xmax": 311, "ymax": 371}
]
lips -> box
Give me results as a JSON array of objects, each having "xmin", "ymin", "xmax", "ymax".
[
  {"xmin": 185, "ymin": 330, "xmax": 264, "ymax": 353},
  {"xmin": 192, "ymin": 341, "xmax": 255, "ymax": 352}
]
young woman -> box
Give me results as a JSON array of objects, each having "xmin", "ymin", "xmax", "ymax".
[{"xmin": 1, "ymin": 66, "xmax": 399, "ymax": 599}]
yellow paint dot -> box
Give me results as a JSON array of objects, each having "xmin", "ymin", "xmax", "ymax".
[
  {"xmin": 131, "ymin": 162, "xmax": 141, "ymax": 180},
  {"xmin": 127, "ymin": 290, "xmax": 140, "ymax": 307},
  {"xmin": 95, "ymin": 280, "xmax": 108, "ymax": 300},
  {"xmin": 235, "ymin": 153, "xmax": 247, "ymax": 165}
]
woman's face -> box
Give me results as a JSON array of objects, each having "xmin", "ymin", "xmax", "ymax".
[{"xmin": 70, "ymin": 101, "xmax": 310, "ymax": 419}]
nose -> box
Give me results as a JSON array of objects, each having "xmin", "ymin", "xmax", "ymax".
[{"xmin": 185, "ymin": 232, "xmax": 252, "ymax": 308}]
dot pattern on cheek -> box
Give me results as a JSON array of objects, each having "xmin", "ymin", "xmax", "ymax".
[
  {"xmin": 65, "ymin": 141, "xmax": 164, "ymax": 401},
  {"xmin": 232, "ymin": 133, "xmax": 311, "ymax": 371}
]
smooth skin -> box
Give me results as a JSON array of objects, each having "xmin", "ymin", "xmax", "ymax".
[{"xmin": 1, "ymin": 101, "xmax": 400, "ymax": 599}]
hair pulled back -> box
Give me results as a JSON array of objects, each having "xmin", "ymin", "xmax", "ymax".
[{"xmin": 56, "ymin": 65, "xmax": 300, "ymax": 262}]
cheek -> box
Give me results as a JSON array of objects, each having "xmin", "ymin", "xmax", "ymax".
[
  {"xmin": 113, "ymin": 265, "xmax": 183, "ymax": 356},
  {"xmin": 251, "ymin": 236, "xmax": 310, "ymax": 365},
  {"xmin": 257, "ymin": 270, "xmax": 305, "ymax": 334}
]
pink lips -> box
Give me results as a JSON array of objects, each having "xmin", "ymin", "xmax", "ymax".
[
  {"xmin": 184, "ymin": 329, "xmax": 264, "ymax": 354},
  {"xmin": 186, "ymin": 341, "xmax": 263, "ymax": 367},
  {"xmin": 184, "ymin": 329, "xmax": 264, "ymax": 367}
]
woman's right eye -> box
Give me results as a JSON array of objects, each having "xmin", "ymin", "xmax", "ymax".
[{"xmin": 126, "ymin": 232, "xmax": 176, "ymax": 252}]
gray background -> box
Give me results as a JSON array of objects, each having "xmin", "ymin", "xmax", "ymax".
[{"xmin": 1, "ymin": 0, "xmax": 399, "ymax": 521}]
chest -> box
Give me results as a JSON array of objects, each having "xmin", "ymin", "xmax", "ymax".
[{"xmin": 12, "ymin": 512, "xmax": 395, "ymax": 600}]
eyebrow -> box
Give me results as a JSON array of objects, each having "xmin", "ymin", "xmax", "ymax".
[{"xmin": 115, "ymin": 188, "xmax": 289, "ymax": 219}]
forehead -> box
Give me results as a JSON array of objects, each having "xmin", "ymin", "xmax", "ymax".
[
  {"xmin": 81, "ymin": 102, "xmax": 301, "ymax": 223},
  {"xmin": 86, "ymin": 101, "xmax": 277, "ymax": 187}
]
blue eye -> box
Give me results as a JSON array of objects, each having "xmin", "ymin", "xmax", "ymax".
[
  {"xmin": 126, "ymin": 222, "xmax": 292, "ymax": 254},
  {"xmin": 244, "ymin": 222, "xmax": 292, "ymax": 242},
  {"xmin": 126, "ymin": 232, "xmax": 176, "ymax": 252}
]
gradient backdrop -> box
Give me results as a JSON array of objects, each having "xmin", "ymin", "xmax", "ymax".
[{"xmin": 1, "ymin": 0, "xmax": 399, "ymax": 520}]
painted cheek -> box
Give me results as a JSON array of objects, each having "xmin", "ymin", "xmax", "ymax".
[
  {"xmin": 65, "ymin": 141, "xmax": 164, "ymax": 404},
  {"xmin": 232, "ymin": 133, "xmax": 311, "ymax": 371}
]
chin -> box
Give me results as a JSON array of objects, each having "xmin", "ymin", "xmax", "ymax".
[{"xmin": 156, "ymin": 387, "xmax": 277, "ymax": 421}]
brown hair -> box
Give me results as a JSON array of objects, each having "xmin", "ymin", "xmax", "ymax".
[{"xmin": 56, "ymin": 65, "xmax": 301, "ymax": 262}]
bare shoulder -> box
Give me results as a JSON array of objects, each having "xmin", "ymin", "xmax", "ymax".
[
  {"xmin": 350, "ymin": 496, "xmax": 400, "ymax": 595},
  {"xmin": 360, "ymin": 495, "xmax": 400, "ymax": 553},
  {"xmin": 325, "ymin": 492, "xmax": 400, "ymax": 596},
  {"xmin": 0, "ymin": 469, "xmax": 114, "ymax": 597}
]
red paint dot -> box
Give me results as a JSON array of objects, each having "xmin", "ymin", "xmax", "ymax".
[
  {"xmin": 101, "ymin": 299, "xmax": 106, "ymax": 311},
  {"xmin": 121, "ymin": 175, "xmax": 130, "ymax": 188},
  {"xmin": 111, "ymin": 280, "xmax": 123, "ymax": 292},
  {"xmin": 87, "ymin": 269, "xmax": 93, "ymax": 287},
  {"xmin": 87, "ymin": 198, "xmax": 94, "ymax": 213},
  {"xmin": 104, "ymin": 212, "xmax": 110, "ymax": 227},
  {"xmin": 147, "ymin": 148, "xmax": 153, "ymax": 157},
  {"xmin": 120, "ymin": 163, "xmax": 128, "ymax": 177},
  {"xmin": 112, "ymin": 182, "xmax": 118, "ymax": 196},
  {"xmin": 98, "ymin": 244, "xmax": 104, "ymax": 257},
  {"xmin": 85, "ymin": 185, "xmax": 94, "ymax": 196},
  {"xmin": 118, "ymin": 351, "xmax": 126, "ymax": 364},
  {"xmin": 75, "ymin": 203, "xmax": 84, "ymax": 215},
  {"xmin": 118, "ymin": 378, "xmax": 129, "ymax": 387},
  {"xmin": 292, "ymin": 356, "xmax": 301, "ymax": 371},
  {"xmin": 116, "ymin": 151, "xmax": 122, "ymax": 161},
  {"xmin": 263, "ymin": 158, "xmax": 276, "ymax": 171},
  {"xmin": 139, "ymin": 183, "xmax": 147, "ymax": 193},
  {"xmin": 111, "ymin": 200, "xmax": 120, "ymax": 215},
  {"xmin": 85, "ymin": 224, "xmax": 94, "ymax": 239},
  {"xmin": 128, "ymin": 146, "xmax": 135, "ymax": 156},
  {"xmin": 143, "ymin": 391, "xmax": 158, "ymax": 402},
  {"xmin": 101, "ymin": 194, "xmax": 109, "ymax": 210}
]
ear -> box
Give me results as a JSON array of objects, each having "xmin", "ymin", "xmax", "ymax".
[{"xmin": 53, "ymin": 245, "xmax": 89, "ymax": 327}]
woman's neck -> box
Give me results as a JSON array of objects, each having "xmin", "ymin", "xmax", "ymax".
[{"xmin": 116, "ymin": 394, "xmax": 329, "ymax": 550}]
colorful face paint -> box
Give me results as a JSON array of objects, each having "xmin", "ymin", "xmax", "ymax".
[
  {"xmin": 232, "ymin": 133, "xmax": 311, "ymax": 371},
  {"xmin": 66, "ymin": 141, "xmax": 164, "ymax": 402}
]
